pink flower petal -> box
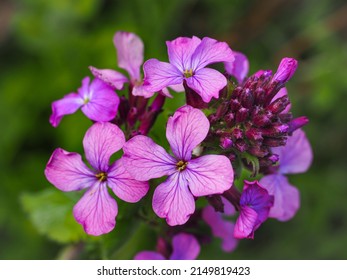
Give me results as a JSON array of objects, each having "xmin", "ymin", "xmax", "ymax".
[
  {"xmin": 170, "ymin": 233, "xmax": 200, "ymax": 260},
  {"xmin": 89, "ymin": 66, "xmax": 128, "ymax": 90},
  {"xmin": 202, "ymin": 206, "xmax": 238, "ymax": 252},
  {"xmin": 142, "ymin": 59, "xmax": 183, "ymax": 94},
  {"xmin": 122, "ymin": 135, "xmax": 177, "ymax": 181},
  {"xmin": 166, "ymin": 36, "xmax": 201, "ymax": 72},
  {"xmin": 186, "ymin": 68, "xmax": 227, "ymax": 102},
  {"xmin": 224, "ymin": 51, "xmax": 249, "ymax": 84},
  {"xmin": 190, "ymin": 37, "xmax": 234, "ymax": 71},
  {"xmin": 49, "ymin": 93, "xmax": 83, "ymax": 127},
  {"xmin": 134, "ymin": 251, "xmax": 165, "ymax": 260},
  {"xmin": 113, "ymin": 31, "xmax": 143, "ymax": 81},
  {"xmin": 272, "ymin": 129, "xmax": 313, "ymax": 174},
  {"xmin": 185, "ymin": 155, "xmax": 234, "ymax": 196},
  {"xmin": 260, "ymin": 174, "xmax": 300, "ymax": 221},
  {"xmin": 83, "ymin": 122, "xmax": 125, "ymax": 171},
  {"xmin": 45, "ymin": 148, "xmax": 95, "ymax": 192},
  {"xmin": 166, "ymin": 105, "xmax": 209, "ymax": 160},
  {"xmin": 107, "ymin": 158, "xmax": 149, "ymax": 203},
  {"xmin": 132, "ymin": 83, "xmax": 155, "ymax": 98},
  {"xmin": 73, "ymin": 182, "xmax": 118, "ymax": 236},
  {"xmin": 234, "ymin": 206, "xmax": 258, "ymax": 239},
  {"xmin": 271, "ymin": 87, "xmax": 291, "ymax": 113},
  {"xmin": 81, "ymin": 78, "xmax": 119, "ymax": 122},
  {"xmin": 153, "ymin": 172, "xmax": 195, "ymax": 226}
]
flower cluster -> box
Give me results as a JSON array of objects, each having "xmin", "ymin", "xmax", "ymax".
[{"xmin": 45, "ymin": 31, "xmax": 312, "ymax": 259}]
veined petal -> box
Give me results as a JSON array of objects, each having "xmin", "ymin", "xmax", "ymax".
[
  {"xmin": 166, "ymin": 36, "xmax": 201, "ymax": 72},
  {"xmin": 122, "ymin": 135, "xmax": 176, "ymax": 181},
  {"xmin": 272, "ymin": 129, "xmax": 313, "ymax": 174},
  {"xmin": 170, "ymin": 233, "xmax": 200, "ymax": 260},
  {"xmin": 134, "ymin": 251, "xmax": 165, "ymax": 260},
  {"xmin": 202, "ymin": 206, "xmax": 238, "ymax": 252},
  {"xmin": 45, "ymin": 148, "xmax": 95, "ymax": 192},
  {"xmin": 186, "ymin": 68, "xmax": 227, "ymax": 102},
  {"xmin": 107, "ymin": 158, "xmax": 149, "ymax": 203},
  {"xmin": 153, "ymin": 172, "xmax": 195, "ymax": 226},
  {"xmin": 49, "ymin": 93, "xmax": 83, "ymax": 127},
  {"xmin": 190, "ymin": 37, "xmax": 234, "ymax": 71},
  {"xmin": 114, "ymin": 31, "xmax": 143, "ymax": 81},
  {"xmin": 83, "ymin": 122, "xmax": 125, "ymax": 171},
  {"xmin": 73, "ymin": 182, "xmax": 118, "ymax": 236},
  {"xmin": 166, "ymin": 105, "xmax": 209, "ymax": 161},
  {"xmin": 185, "ymin": 155, "xmax": 234, "ymax": 197},
  {"xmin": 260, "ymin": 174, "xmax": 300, "ymax": 221},
  {"xmin": 234, "ymin": 206, "xmax": 258, "ymax": 239},
  {"xmin": 224, "ymin": 51, "xmax": 249, "ymax": 84},
  {"xmin": 89, "ymin": 66, "xmax": 128, "ymax": 90},
  {"xmin": 142, "ymin": 59, "xmax": 183, "ymax": 93},
  {"xmin": 81, "ymin": 78, "xmax": 119, "ymax": 122}
]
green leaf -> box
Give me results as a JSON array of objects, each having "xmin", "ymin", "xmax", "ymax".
[{"xmin": 21, "ymin": 188, "xmax": 86, "ymax": 244}]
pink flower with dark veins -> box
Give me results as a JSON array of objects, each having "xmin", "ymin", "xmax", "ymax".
[
  {"xmin": 260, "ymin": 129, "xmax": 313, "ymax": 221},
  {"xmin": 49, "ymin": 77, "xmax": 119, "ymax": 127},
  {"xmin": 45, "ymin": 122, "xmax": 149, "ymax": 235},
  {"xmin": 234, "ymin": 181, "xmax": 274, "ymax": 239},
  {"xmin": 122, "ymin": 105, "xmax": 234, "ymax": 226},
  {"xmin": 142, "ymin": 36, "xmax": 234, "ymax": 102}
]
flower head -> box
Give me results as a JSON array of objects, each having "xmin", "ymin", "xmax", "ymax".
[
  {"xmin": 123, "ymin": 105, "xmax": 234, "ymax": 226},
  {"xmin": 234, "ymin": 181, "xmax": 274, "ymax": 239},
  {"xmin": 259, "ymin": 129, "xmax": 313, "ymax": 221},
  {"xmin": 142, "ymin": 36, "xmax": 234, "ymax": 102},
  {"xmin": 49, "ymin": 77, "xmax": 119, "ymax": 127},
  {"xmin": 44, "ymin": 122, "xmax": 149, "ymax": 235},
  {"xmin": 209, "ymin": 57, "xmax": 306, "ymax": 170},
  {"xmin": 134, "ymin": 233, "xmax": 200, "ymax": 260}
]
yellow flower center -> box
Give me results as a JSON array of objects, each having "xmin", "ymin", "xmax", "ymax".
[
  {"xmin": 176, "ymin": 160, "xmax": 188, "ymax": 171},
  {"xmin": 95, "ymin": 172, "xmax": 107, "ymax": 182},
  {"xmin": 183, "ymin": 69, "xmax": 193, "ymax": 78}
]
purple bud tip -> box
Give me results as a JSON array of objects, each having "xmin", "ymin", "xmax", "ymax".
[
  {"xmin": 268, "ymin": 154, "xmax": 279, "ymax": 163},
  {"xmin": 273, "ymin": 58, "xmax": 298, "ymax": 83},
  {"xmin": 288, "ymin": 116, "xmax": 309, "ymax": 133},
  {"xmin": 220, "ymin": 137, "xmax": 233, "ymax": 149}
]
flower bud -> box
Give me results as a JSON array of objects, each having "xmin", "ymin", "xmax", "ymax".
[{"xmin": 273, "ymin": 58, "xmax": 298, "ymax": 84}]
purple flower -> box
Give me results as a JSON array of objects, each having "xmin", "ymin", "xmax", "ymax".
[
  {"xmin": 224, "ymin": 51, "xmax": 249, "ymax": 85},
  {"xmin": 260, "ymin": 129, "xmax": 313, "ymax": 221},
  {"xmin": 123, "ymin": 105, "xmax": 234, "ymax": 226},
  {"xmin": 142, "ymin": 36, "xmax": 234, "ymax": 102},
  {"xmin": 234, "ymin": 181, "xmax": 274, "ymax": 239},
  {"xmin": 49, "ymin": 77, "xmax": 119, "ymax": 127},
  {"xmin": 134, "ymin": 233, "xmax": 200, "ymax": 260},
  {"xmin": 90, "ymin": 31, "xmax": 182, "ymax": 98},
  {"xmin": 44, "ymin": 122, "xmax": 149, "ymax": 236},
  {"xmin": 202, "ymin": 198, "xmax": 238, "ymax": 252}
]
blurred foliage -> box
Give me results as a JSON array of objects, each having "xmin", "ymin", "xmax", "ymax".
[{"xmin": 0, "ymin": 0, "xmax": 346, "ymax": 259}]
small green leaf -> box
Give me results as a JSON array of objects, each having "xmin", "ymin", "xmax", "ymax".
[{"xmin": 21, "ymin": 188, "xmax": 86, "ymax": 244}]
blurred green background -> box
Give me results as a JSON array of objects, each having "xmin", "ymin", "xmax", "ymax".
[{"xmin": 1, "ymin": 0, "xmax": 346, "ymax": 259}]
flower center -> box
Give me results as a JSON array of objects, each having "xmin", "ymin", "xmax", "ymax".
[
  {"xmin": 95, "ymin": 172, "xmax": 108, "ymax": 182},
  {"xmin": 176, "ymin": 160, "xmax": 188, "ymax": 171},
  {"xmin": 183, "ymin": 69, "xmax": 193, "ymax": 78}
]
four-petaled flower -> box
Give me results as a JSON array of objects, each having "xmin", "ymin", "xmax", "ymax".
[
  {"xmin": 260, "ymin": 129, "xmax": 313, "ymax": 221},
  {"xmin": 44, "ymin": 122, "xmax": 149, "ymax": 235},
  {"xmin": 122, "ymin": 105, "xmax": 234, "ymax": 226},
  {"xmin": 49, "ymin": 77, "xmax": 119, "ymax": 127},
  {"xmin": 142, "ymin": 36, "xmax": 234, "ymax": 102},
  {"xmin": 134, "ymin": 233, "xmax": 200, "ymax": 260},
  {"xmin": 234, "ymin": 181, "xmax": 274, "ymax": 239}
]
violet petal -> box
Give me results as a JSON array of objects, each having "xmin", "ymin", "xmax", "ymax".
[{"xmin": 170, "ymin": 233, "xmax": 200, "ymax": 260}]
